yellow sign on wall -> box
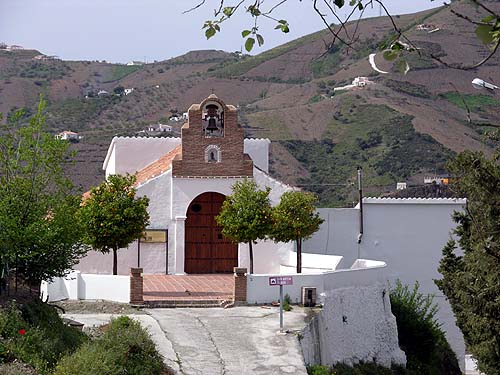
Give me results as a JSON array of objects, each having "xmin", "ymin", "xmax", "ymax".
[{"xmin": 142, "ymin": 230, "xmax": 167, "ymax": 243}]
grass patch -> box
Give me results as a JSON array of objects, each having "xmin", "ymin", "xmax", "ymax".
[
  {"xmin": 440, "ymin": 92, "xmax": 500, "ymax": 113},
  {"xmin": 245, "ymin": 113, "xmax": 292, "ymax": 140},
  {"xmin": 103, "ymin": 65, "xmax": 142, "ymax": 83}
]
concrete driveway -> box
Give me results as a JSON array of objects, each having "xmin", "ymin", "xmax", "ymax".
[{"xmin": 65, "ymin": 306, "xmax": 309, "ymax": 375}]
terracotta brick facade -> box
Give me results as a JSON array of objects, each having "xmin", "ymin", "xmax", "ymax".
[
  {"xmin": 233, "ymin": 267, "xmax": 247, "ymax": 303},
  {"xmin": 172, "ymin": 95, "xmax": 253, "ymax": 178},
  {"xmin": 130, "ymin": 267, "xmax": 144, "ymax": 305}
]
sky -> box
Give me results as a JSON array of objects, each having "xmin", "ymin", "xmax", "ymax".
[{"xmin": 0, "ymin": 0, "xmax": 445, "ymax": 63}]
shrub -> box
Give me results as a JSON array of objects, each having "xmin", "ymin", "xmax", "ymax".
[
  {"xmin": 307, "ymin": 362, "xmax": 407, "ymax": 375},
  {"xmin": 390, "ymin": 280, "xmax": 460, "ymax": 375},
  {"xmin": 283, "ymin": 294, "xmax": 292, "ymax": 311},
  {"xmin": 0, "ymin": 301, "xmax": 86, "ymax": 374},
  {"xmin": 54, "ymin": 316, "xmax": 166, "ymax": 375}
]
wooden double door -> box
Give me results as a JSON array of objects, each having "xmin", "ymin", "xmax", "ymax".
[{"xmin": 185, "ymin": 192, "xmax": 238, "ymax": 274}]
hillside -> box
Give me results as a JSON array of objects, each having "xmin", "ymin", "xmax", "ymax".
[{"xmin": 1, "ymin": 1, "xmax": 498, "ymax": 206}]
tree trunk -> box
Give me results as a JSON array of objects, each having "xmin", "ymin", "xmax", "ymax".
[
  {"xmin": 296, "ymin": 238, "xmax": 302, "ymax": 273},
  {"xmin": 113, "ymin": 247, "xmax": 118, "ymax": 275},
  {"xmin": 248, "ymin": 241, "xmax": 254, "ymax": 274}
]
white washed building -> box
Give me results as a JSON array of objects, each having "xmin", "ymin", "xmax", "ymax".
[{"xmin": 76, "ymin": 94, "xmax": 295, "ymax": 276}]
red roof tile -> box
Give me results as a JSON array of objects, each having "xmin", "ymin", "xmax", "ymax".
[{"xmin": 134, "ymin": 145, "xmax": 182, "ymax": 186}]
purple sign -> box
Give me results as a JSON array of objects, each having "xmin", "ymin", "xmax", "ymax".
[{"xmin": 269, "ymin": 276, "xmax": 293, "ymax": 286}]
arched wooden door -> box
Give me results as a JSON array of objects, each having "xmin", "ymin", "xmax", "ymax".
[{"xmin": 185, "ymin": 192, "xmax": 238, "ymax": 274}]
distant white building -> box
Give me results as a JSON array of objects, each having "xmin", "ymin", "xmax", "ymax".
[
  {"xmin": 124, "ymin": 88, "xmax": 135, "ymax": 95},
  {"xmin": 424, "ymin": 176, "xmax": 449, "ymax": 185},
  {"xmin": 56, "ymin": 131, "xmax": 80, "ymax": 141},
  {"xmin": 334, "ymin": 76, "xmax": 373, "ymax": 91},
  {"xmin": 126, "ymin": 61, "xmax": 143, "ymax": 66},
  {"xmin": 396, "ymin": 182, "xmax": 407, "ymax": 190},
  {"xmin": 97, "ymin": 90, "xmax": 109, "ymax": 97},
  {"xmin": 146, "ymin": 123, "xmax": 172, "ymax": 133}
]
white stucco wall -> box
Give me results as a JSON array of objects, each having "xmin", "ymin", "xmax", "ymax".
[
  {"xmin": 300, "ymin": 282, "xmax": 406, "ymax": 368},
  {"xmin": 243, "ymin": 138, "xmax": 270, "ymax": 173},
  {"xmin": 247, "ymin": 259, "xmax": 387, "ymax": 304},
  {"xmin": 41, "ymin": 271, "xmax": 130, "ymax": 303},
  {"xmin": 303, "ymin": 198, "xmax": 467, "ymax": 369},
  {"xmin": 103, "ymin": 137, "xmax": 182, "ymax": 177}
]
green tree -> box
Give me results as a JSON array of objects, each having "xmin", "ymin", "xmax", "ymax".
[
  {"xmin": 270, "ymin": 191, "xmax": 324, "ymax": 273},
  {"xmin": 435, "ymin": 151, "xmax": 500, "ymax": 375},
  {"xmin": 0, "ymin": 99, "xmax": 85, "ymax": 287},
  {"xmin": 78, "ymin": 174, "xmax": 150, "ymax": 275},
  {"xmin": 216, "ymin": 179, "xmax": 273, "ymax": 274},
  {"xmin": 390, "ymin": 280, "xmax": 460, "ymax": 374}
]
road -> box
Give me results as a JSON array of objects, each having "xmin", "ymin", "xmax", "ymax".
[{"xmin": 65, "ymin": 306, "xmax": 309, "ymax": 375}]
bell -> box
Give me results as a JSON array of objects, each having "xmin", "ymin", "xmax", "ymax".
[{"xmin": 206, "ymin": 118, "xmax": 218, "ymax": 132}]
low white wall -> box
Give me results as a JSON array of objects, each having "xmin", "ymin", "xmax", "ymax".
[
  {"xmin": 247, "ymin": 259, "xmax": 387, "ymax": 304},
  {"xmin": 41, "ymin": 271, "xmax": 130, "ymax": 303}
]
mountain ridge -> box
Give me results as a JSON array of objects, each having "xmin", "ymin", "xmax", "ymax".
[{"xmin": 0, "ymin": 1, "xmax": 498, "ymax": 206}]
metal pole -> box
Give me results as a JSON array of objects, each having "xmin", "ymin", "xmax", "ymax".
[
  {"xmin": 279, "ymin": 285, "xmax": 284, "ymax": 333},
  {"xmin": 137, "ymin": 238, "xmax": 141, "ymax": 267},
  {"xmin": 165, "ymin": 230, "xmax": 168, "ymax": 275}
]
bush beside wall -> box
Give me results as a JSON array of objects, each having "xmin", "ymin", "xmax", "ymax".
[{"xmin": 54, "ymin": 316, "xmax": 168, "ymax": 375}]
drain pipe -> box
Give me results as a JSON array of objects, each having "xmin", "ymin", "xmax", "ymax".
[{"xmin": 357, "ymin": 167, "xmax": 364, "ymax": 256}]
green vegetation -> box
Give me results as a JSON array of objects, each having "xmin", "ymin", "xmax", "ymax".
[
  {"xmin": 308, "ymin": 363, "xmax": 406, "ymax": 375},
  {"xmin": 0, "ymin": 301, "xmax": 87, "ymax": 374},
  {"xmin": 306, "ymin": 281, "xmax": 459, "ymax": 375},
  {"xmin": 436, "ymin": 151, "xmax": 500, "ymax": 375},
  {"xmin": 103, "ymin": 65, "xmax": 142, "ymax": 83},
  {"xmin": 270, "ymin": 191, "xmax": 324, "ymax": 273},
  {"xmin": 281, "ymin": 100, "xmax": 453, "ymax": 206},
  {"xmin": 45, "ymin": 97, "xmax": 118, "ymax": 135},
  {"xmin": 54, "ymin": 316, "xmax": 166, "ymax": 375},
  {"xmin": 283, "ymin": 294, "xmax": 292, "ymax": 311},
  {"xmin": 0, "ymin": 101, "xmax": 85, "ymax": 286},
  {"xmin": 440, "ymin": 92, "xmax": 500, "ymax": 113},
  {"xmin": 216, "ymin": 179, "xmax": 273, "ymax": 274},
  {"xmin": 384, "ymin": 79, "xmax": 432, "ymax": 98},
  {"xmin": 79, "ymin": 174, "xmax": 150, "ymax": 275},
  {"xmin": 390, "ymin": 281, "xmax": 460, "ymax": 374}
]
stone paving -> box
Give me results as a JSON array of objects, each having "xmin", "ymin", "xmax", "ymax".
[{"xmin": 143, "ymin": 274, "xmax": 233, "ymax": 302}]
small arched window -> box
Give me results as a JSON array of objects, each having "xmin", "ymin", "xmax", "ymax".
[{"xmin": 205, "ymin": 145, "xmax": 221, "ymax": 163}]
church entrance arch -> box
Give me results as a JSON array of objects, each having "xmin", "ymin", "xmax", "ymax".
[{"xmin": 184, "ymin": 192, "xmax": 238, "ymax": 274}]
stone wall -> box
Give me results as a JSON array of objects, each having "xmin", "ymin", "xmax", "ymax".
[{"xmin": 300, "ymin": 282, "xmax": 406, "ymax": 368}]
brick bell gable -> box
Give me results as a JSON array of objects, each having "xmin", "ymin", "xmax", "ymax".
[{"xmin": 172, "ymin": 94, "xmax": 253, "ymax": 178}]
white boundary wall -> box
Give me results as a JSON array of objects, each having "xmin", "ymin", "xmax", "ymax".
[
  {"xmin": 41, "ymin": 271, "xmax": 130, "ymax": 303},
  {"xmin": 247, "ymin": 259, "xmax": 387, "ymax": 304}
]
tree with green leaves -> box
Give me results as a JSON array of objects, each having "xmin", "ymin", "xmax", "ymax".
[
  {"xmin": 78, "ymin": 174, "xmax": 150, "ymax": 275},
  {"xmin": 216, "ymin": 179, "xmax": 273, "ymax": 274},
  {"xmin": 0, "ymin": 99, "xmax": 85, "ymax": 287},
  {"xmin": 270, "ymin": 191, "xmax": 324, "ymax": 273},
  {"xmin": 435, "ymin": 151, "xmax": 500, "ymax": 375}
]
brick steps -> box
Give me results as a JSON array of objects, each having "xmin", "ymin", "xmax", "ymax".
[{"xmin": 144, "ymin": 299, "xmax": 231, "ymax": 308}]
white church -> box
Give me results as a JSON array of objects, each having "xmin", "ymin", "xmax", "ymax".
[{"xmin": 76, "ymin": 94, "xmax": 296, "ymax": 275}]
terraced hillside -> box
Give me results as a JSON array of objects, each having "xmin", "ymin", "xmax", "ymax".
[{"xmin": 1, "ymin": 1, "xmax": 499, "ymax": 205}]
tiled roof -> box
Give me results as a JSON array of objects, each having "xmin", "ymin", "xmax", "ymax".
[{"xmin": 134, "ymin": 145, "xmax": 182, "ymax": 186}]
